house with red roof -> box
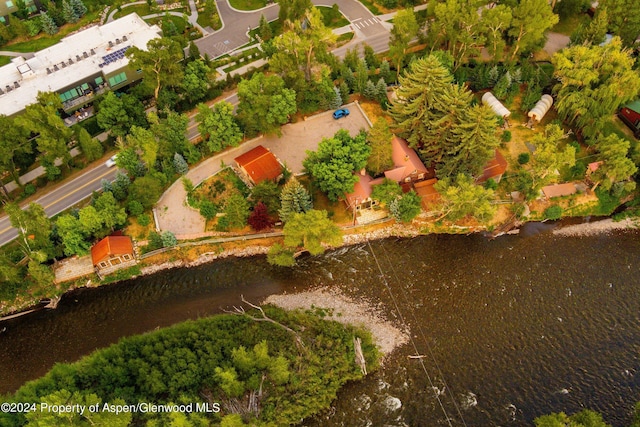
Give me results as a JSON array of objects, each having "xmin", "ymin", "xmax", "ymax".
[
  {"xmin": 476, "ymin": 149, "xmax": 508, "ymax": 184},
  {"xmin": 91, "ymin": 235, "xmax": 136, "ymax": 277},
  {"xmin": 234, "ymin": 145, "xmax": 283, "ymax": 185}
]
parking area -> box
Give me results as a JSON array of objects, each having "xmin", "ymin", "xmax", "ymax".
[
  {"xmin": 155, "ymin": 102, "xmax": 372, "ymax": 236},
  {"xmin": 265, "ymin": 102, "xmax": 371, "ymax": 174}
]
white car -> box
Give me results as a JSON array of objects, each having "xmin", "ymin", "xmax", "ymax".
[{"xmin": 105, "ymin": 155, "xmax": 118, "ymax": 168}]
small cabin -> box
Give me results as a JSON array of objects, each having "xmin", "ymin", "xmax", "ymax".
[
  {"xmin": 234, "ymin": 145, "xmax": 283, "ymax": 185},
  {"xmin": 91, "ymin": 236, "xmax": 136, "ymax": 277}
]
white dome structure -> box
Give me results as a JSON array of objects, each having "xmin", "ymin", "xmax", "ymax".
[
  {"xmin": 528, "ymin": 94, "xmax": 554, "ymax": 122},
  {"xmin": 482, "ymin": 92, "xmax": 511, "ymax": 118}
]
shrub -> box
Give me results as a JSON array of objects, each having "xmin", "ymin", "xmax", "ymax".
[
  {"xmin": 199, "ymin": 200, "xmax": 218, "ymax": 220},
  {"xmin": 127, "ymin": 200, "xmax": 144, "ymax": 216},
  {"xmin": 137, "ymin": 214, "xmax": 151, "ymax": 227},
  {"xmin": 543, "ymin": 205, "xmax": 563, "ymax": 220},
  {"xmin": 161, "ymin": 231, "xmax": 178, "ymax": 247},
  {"xmin": 501, "ymin": 130, "xmax": 512, "ymax": 143},
  {"xmin": 484, "ymin": 178, "xmax": 498, "ymax": 190},
  {"xmin": 517, "ymin": 153, "xmax": 530, "ymax": 165},
  {"xmin": 24, "ymin": 184, "xmax": 36, "ymax": 196}
]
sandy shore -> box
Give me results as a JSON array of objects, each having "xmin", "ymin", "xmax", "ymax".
[
  {"xmin": 553, "ymin": 217, "xmax": 639, "ymax": 237},
  {"xmin": 264, "ymin": 288, "xmax": 409, "ymax": 357}
]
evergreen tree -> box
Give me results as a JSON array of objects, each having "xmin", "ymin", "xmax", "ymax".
[
  {"xmin": 62, "ymin": 0, "xmax": 79, "ymax": 23},
  {"xmin": 258, "ymin": 14, "xmax": 272, "ymax": 41},
  {"xmin": 591, "ymin": 134, "xmax": 637, "ymax": 191},
  {"xmin": 375, "ymin": 78, "xmax": 387, "ymax": 105},
  {"xmin": 530, "ymin": 124, "xmax": 576, "ymax": 189},
  {"xmin": 379, "ymin": 60, "xmax": 392, "ymax": 84},
  {"xmin": 40, "ymin": 12, "xmax": 58, "ymax": 35},
  {"xmin": 173, "ymin": 153, "xmax": 189, "ymax": 175},
  {"xmin": 354, "ymin": 59, "xmax": 369, "ymax": 95},
  {"xmin": 223, "ymin": 193, "xmax": 250, "ymax": 229},
  {"xmin": 279, "ymin": 176, "xmax": 312, "ymax": 222},
  {"xmin": 76, "ymin": 127, "xmax": 103, "ymax": 161},
  {"xmin": 329, "ymin": 86, "xmax": 342, "ymax": 109},
  {"xmin": 363, "ymin": 80, "xmax": 377, "ymax": 100},
  {"xmin": 572, "ymin": 9, "xmax": 608, "ymax": 46},
  {"xmin": 366, "ymin": 120, "xmax": 394, "ymax": 176},
  {"xmin": 338, "ymin": 81, "xmax": 350, "ymax": 104},
  {"xmin": 69, "ymin": 0, "xmax": 87, "ymax": 17}
]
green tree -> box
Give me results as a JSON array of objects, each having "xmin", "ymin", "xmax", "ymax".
[
  {"xmin": 278, "ymin": 0, "xmax": 311, "ymax": 26},
  {"xmin": 18, "ymin": 92, "xmax": 72, "ymax": 168},
  {"xmin": 40, "ymin": 12, "xmax": 58, "ymax": 35},
  {"xmin": 149, "ymin": 110, "xmax": 190, "ymax": 162},
  {"xmin": 161, "ymin": 231, "xmax": 177, "ymax": 247},
  {"xmin": 126, "ymin": 126, "xmax": 158, "ymax": 170},
  {"xmin": 279, "ymin": 176, "xmax": 312, "ymax": 222},
  {"xmin": 181, "ymin": 59, "xmax": 212, "ymax": 104},
  {"xmin": 389, "ymin": 8, "xmax": 419, "ymax": 79},
  {"xmin": 600, "ymin": 0, "xmax": 640, "ymax": 47},
  {"xmin": 69, "ymin": 0, "xmax": 87, "ymax": 17},
  {"xmin": 534, "ymin": 409, "xmax": 610, "ymax": 427},
  {"xmin": 27, "ymin": 259, "xmax": 54, "ymax": 288},
  {"xmin": 5, "ymin": 202, "xmax": 53, "ymax": 261},
  {"xmin": 481, "ymin": 4, "xmax": 512, "ymax": 60},
  {"xmin": 223, "ymin": 193, "xmax": 250, "ymax": 229},
  {"xmin": 79, "ymin": 205, "xmax": 104, "ymax": 236},
  {"xmin": 552, "ymin": 38, "xmax": 640, "ymax": 139},
  {"xmin": 237, "ymin": 73, "xmax": 297, "ymax": 136},
  {"xmin": 508, "ymin": 0, "xmax": 558, "ymax": 60},
  {"xmin": 366, "ymin": 120, "xmax": 394, "ymax": 176},
  {"xmin": 62, "ymin": 0, "xmax": 79, "ymax": 23},
  {"xmin": 97, "ymin": 92, "xmax": 137, "ymax": 138},
  {"xmin": 572, "ymin": 8, "xmax": 608, "ymax": 46},
  {"xmin": 389, "ymin": 190, "xmax": 422, "ymax": 223},
  {"xmin": 115, "ymin": 146, "xmax": 141, "ymax": 178},
  {"xmin": 0, "ymin": 115, "xmax": 31, "ymax": 187},
  {"xmin": 354, "ymin": 59, "xmax": 369, "ymax": 95},
  {"xmin": 371, "ymin": 178, "xmax": 402, "ymax": 205},
  {"xmin": 76, "ymin": 127, "xmax": 103, "ymax": 161},
  {"xmin": 258, "ymin": 14, "xmax": 272, "ymax": 40},
  {"xmin": 251, "ymin": 180, "xmax": 281, "ymax": 216},
  {"xmin": 95, "ymin": 192, "xmax": 127, "ymax": 231},
  {"xmin": 329, "ymin": 86, "xmax": 342, "ymax": 109},
  {"xmin": 56, "ymin": 214, "xmax": 91, "ymax": 256},
  {"xmin": 530, "ymin": 124, "xmax": 576, "ymax": 188},
  {"xmin": 197, "ymin": 101, "xmax": 243, "ymax": 153},
  {"xmin": 127, "ymin": 38, "xmax": 184, "ymax": 101},
  {"xmin": 283, "ymin": 209, "xmax": 342, "ymax": 255},
  {"xmin": 267, "ymin": 243, "xmax": 296, "ymax": 266},
  {"xmin": 591, "ymin": 134, "xmax": 637, "ymax": 191},
  {"xmin": 173, "ymin": 153, "xmax": 189, "ymax": 174},
  {"xmin": 128, "ymin": 175, "xmax": 164, "ymax": 209},
  {"xmin": 303, "ymin": 129, "xmax": 371, "ymax": 201},
  {"xmin": 434, "ymin": 174, "xmax": 496, "ymax": 222},
  {"xmin": 110, "ymin": 171, "xmax": 131, "ymax": 201},
  {"xmin": 429, "ymin": 0, "xmax": 484, "ymax": 70}
]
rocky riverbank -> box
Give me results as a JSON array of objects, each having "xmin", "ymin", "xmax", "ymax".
[
  {"xmin": 264, "ymin": 288, "xmax": 409, "ymax": 357},
  {"xmin": 553, "ymin": 217, "xmax": 639, "ymax": 236}
]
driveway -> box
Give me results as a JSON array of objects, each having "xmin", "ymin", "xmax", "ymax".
[{"xmin": 155, "ymin": 102, "xmax": 370, "ymax": 237}]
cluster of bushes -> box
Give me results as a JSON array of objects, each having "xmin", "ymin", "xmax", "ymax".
[{"xmin": 1, "ymin": 307, "xmax": 378, "ymax": 426}]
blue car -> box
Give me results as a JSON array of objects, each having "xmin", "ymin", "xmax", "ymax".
[{"xmin": 333, "ymin": 108, "xmax": 350, "ymax": 119}]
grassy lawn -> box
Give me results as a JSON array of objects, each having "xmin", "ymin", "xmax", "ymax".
[
  {"xmin": 113, "ymin": 4, "xmax": 154, "ymax": 20},
  {"xmin": 356, "ymin": 0, "xmax": 381, "ymax": 15},
  {"xmin": 318, "ymin": 6, "xmax": 349, "ymax": 28},
  {"xmin": 229, "ymin": 0, "xmax": 267, "ymax": 11},
  {"xmin": 336, "ymin": 32, "xmax": 354, "ymax": 45},
  {"xmin": 0, "ymin": 56, "xmax": 11, "ymax": 66},
  {"xmin": 298, "ymin": 175, "xmax": 353, "ymax": 225},
  {"xmin": 196, "ymin": 7, "xmax": 222, "ymax": 30},
  {"xmin": 552, "ymin": 13, "xmax": 586, "ymax": 36}
]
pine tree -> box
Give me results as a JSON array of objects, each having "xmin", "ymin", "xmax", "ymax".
[
  {"xmin": 366, "ymin": 120, "xmax": 394, "ymax": 175},
  {"xmin": 329, "ymin": 86, "xmax": 342, "ymax": 109},
  {"xmin": 279, "ymin": 176, "xmax": 312, "ymax": 222},
  {"xmin": 355, "ymin": 59, "xmax": 369, "ymax": 95},
  {"xmin": 69, "ymin": 0, "xmax": 87, "ymax": 17},
  {"xmin": 40, "ymin": 12, "xmax": 58, "ymax": 35},
  {"xmin": 379, "ymin": 59, "xmax": 392, "ymax": 83},
  {"xmin": 375, "ymin": 78, "xmax": 387, "ymax": 105},
  {"xmin": 258, "ymin": 14, "xmax": 272, "ymax": 41},
  {"xmin": 363, "ymin": 80, "xmax": 377, "ymax": 100},
  {"xmin": 338, "ymin": 81, "xmax": 350, "ymax": 105},
  {"xmin": 62, "ymin": 0, "xmax": 79, "ymax": 23},
  {"xmin": 173, "ymin": 153, "xmax": 189, "ymax": 174}
]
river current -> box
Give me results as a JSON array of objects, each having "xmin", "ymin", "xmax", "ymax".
[{"xmin": 1, "ymin": 227, "xmax": 639, "ymax": 426}]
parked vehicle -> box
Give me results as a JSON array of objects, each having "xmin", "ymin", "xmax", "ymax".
[
  {"xmin": 105, "ymin": 155, "xmax": 118, "ymax": 168},
  {"xmin": 332, "ymin": 108, "xmax": 350, "ymax": 119}
]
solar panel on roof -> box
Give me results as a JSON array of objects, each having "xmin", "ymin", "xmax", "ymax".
[{"xmin": 101, "ymin": 46, "xmax": 130, "ymax": 66}]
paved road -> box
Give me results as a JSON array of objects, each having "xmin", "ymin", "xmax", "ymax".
[
  {"xmin": 194, "ymin": 0, "xmax": 388, "ymax": 59},
  {"xmin": 0, "ymin": 163, "xmax": 120, "ymax": 247}
]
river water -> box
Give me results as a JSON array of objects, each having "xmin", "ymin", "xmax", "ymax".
[{"xmin": 1, "ymin": 227, "xmax": 639, "ymax": 426}]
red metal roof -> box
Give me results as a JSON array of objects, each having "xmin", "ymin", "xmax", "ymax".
[
  {"xmin": 385, "ymin": 136, "xmax": 429, "ymax": 182},
  {"xmin": 91, "ymin": 236, "xmax": 134, "ymax": 266},
  {"xmin": 234, "ymin": 145, "xmax": 282, "ymax": 184}
]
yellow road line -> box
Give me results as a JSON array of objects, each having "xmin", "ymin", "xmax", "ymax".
[{"xmin": 0, "ymin": 168, "xmax": 116, "ymax": 236}]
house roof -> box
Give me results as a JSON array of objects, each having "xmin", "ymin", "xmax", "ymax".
[
  {"xmin": 542, "ymin": 183, "xmax": 577, "ymax": 198},
  {"xmin": 234, "ymin": 145, "xmax": 282, "ymax": 184},
  {"xmin": 477, "ymin": 149, "xmax": 508, "ymax": 183},
  {"xmin": 345, "ymin": 173, "xmax": 384, "ymax": 208},
  {"xmin": 91, "ymin": 235, "xmax": 134, "ymax": 265},
  {"xmin": 588, "ymin": 161, "xmax": 602, "ymax": 173},
  {"xmin": 624, "ymin": 100, "xmax": 640, "ymax": 115},
  {"xmin": 385, "ymin": 136, "xmax": 429, "ymax": 181},
  {"xmin": 414, "ymin": 178, "xmax": 440, "ymax": 210}
]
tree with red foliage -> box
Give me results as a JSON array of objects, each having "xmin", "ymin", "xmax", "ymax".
[{"xmin": 248, "ymin": 202, "xmax": 272, "ymax": 231}]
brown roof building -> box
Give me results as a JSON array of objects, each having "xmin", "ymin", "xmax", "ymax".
[
  {"xmin": 91, "ymin": 235, "xmax": 136, "ymax": 277},
  {"xmin": 542, "ymin": 183, "xmax": 577, "ymax": 199},
  {"xmin": 477, "ymin": 149, "xmax": 508, "ymax": 184},
  {"xmin": 234, "ymin": 145, "xmax": 282, "ymax": 185}
]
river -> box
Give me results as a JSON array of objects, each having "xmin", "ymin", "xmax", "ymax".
[{"xmin": 1, "ymin": 226, "xmax": 639, "ymax": 426}]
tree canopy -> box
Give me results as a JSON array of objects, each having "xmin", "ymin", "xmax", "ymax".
[
  {"xmin": 283, "ymin": 209, "xmax": 342, "ymax": 255},
  {"xmin": 126, "ymin": 38, "xmax": 184, "ymax": 101},
  {"xmin": 303, "ymin": 129, "xmax": 371, "ymax": 201},
  {"xmin": 434, "ymin": 173, "xmax": 496, "ymax": 223},
  {"xmin": 197, "ymin": 101, "xmax": 243, "ymax": 153}
]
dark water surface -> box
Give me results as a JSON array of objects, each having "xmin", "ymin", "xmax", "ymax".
[{"xmin": 1, "ymin": 228, "xmax": 639, "ymax": 426}]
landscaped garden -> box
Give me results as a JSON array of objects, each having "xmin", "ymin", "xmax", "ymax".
[{"xmin": 229, "ymin": 0, "xmax": 268, "ymax": 11}]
